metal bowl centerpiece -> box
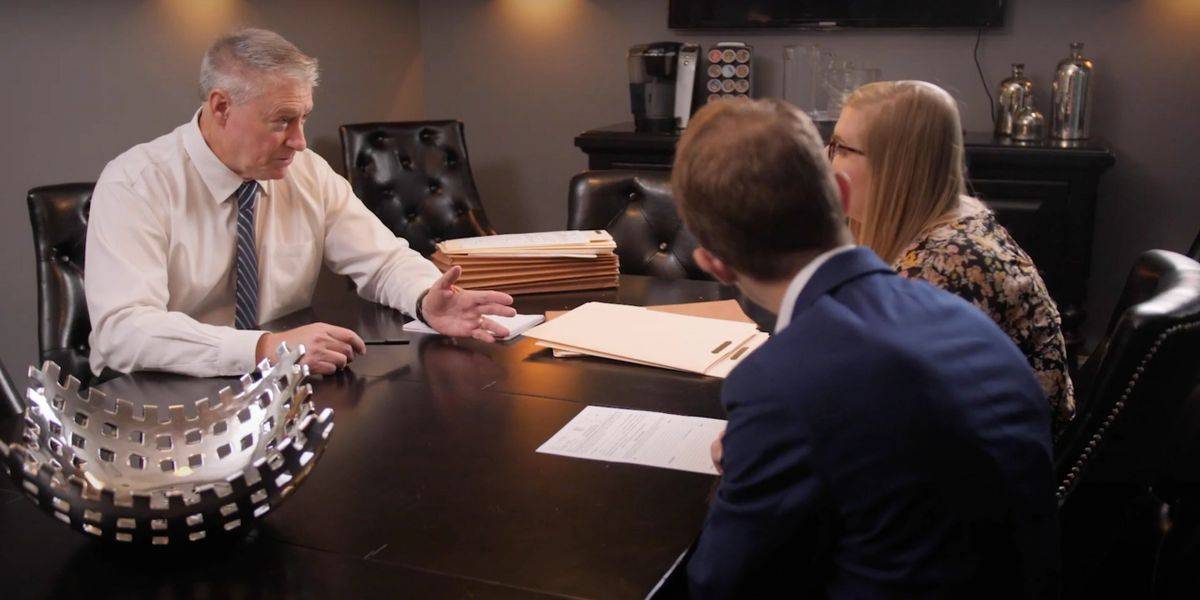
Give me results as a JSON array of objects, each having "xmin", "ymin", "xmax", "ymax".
[{"xmin": 0, "ymin": 343, "xmax": 332, "ymax": 545}]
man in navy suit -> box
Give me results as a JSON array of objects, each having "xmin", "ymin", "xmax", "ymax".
[{"xmin": 671, "ymin": 99, "xmax": 1058, "ymax": 598}]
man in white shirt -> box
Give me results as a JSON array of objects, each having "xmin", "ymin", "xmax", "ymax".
[{"xmin": 85, "ymin": 28, "xmax": 515, "ymax": 378}]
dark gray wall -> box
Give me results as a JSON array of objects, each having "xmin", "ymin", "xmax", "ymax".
[
  {"xmin": 0, "ymin": 0, "xmax": 423, "ymax": 378},
  {"xmin": 419, "ymin": 0, "xmax": 1200, "ymax": 348},
  {"xmin": 3, "ymin": 0, "xmax": 1196, "ymax": 380}
]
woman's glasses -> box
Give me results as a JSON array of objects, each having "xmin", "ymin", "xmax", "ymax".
[{"xmin": 826, "ymin": 139, "xmax": 866, "ymax": 162}]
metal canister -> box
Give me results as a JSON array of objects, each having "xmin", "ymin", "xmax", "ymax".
[
  {"xmin": 1051, "ymin": 42, "xmax": 1094, "ymax": 140},
  {"xmin": 995, "ymin": 63, "xmax": 1033, "ymax": 137},
  {"xmin": 1012, "ymin": 95, "xmax": 1046, "ymax": 142}
]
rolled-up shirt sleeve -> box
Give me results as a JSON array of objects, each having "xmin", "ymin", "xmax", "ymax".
[
  {"xmin": 316, "ymin": 156, "xmax": 441, "ymax": 316},
  {"xmin": 85, "ymin": 179, "xmax": 264, "ymax": 377}
]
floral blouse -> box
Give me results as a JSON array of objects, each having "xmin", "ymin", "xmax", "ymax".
[{"xmin": 894, "ymin": 208, "xmax": 1075, "ymax": 432}]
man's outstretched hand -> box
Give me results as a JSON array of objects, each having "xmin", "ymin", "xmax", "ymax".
[{"xmin": 420, "ymin": 266, "xmax": 516, "ymax": 342}]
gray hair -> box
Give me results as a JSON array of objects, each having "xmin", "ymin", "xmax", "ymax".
[{"xmin": 199, "ymin": 28, "xmax": 319, "ymax": 103}]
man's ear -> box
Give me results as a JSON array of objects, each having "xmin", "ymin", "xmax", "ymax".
[
  {"xmin": 834, "ymin": 171, "xmax": 853, "ymax": 217},
  {"xmin": 693, "ymin": 247, "xmax": 737, "ymax": 285},
  {"xmin": 207, "ymin": 89, "xmax": 233, "ymax": 126}
]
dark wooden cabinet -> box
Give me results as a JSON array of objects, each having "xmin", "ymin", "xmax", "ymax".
[{"xmin": 575, "ymin": 123, "xmax": 1115, "ymax": 356}]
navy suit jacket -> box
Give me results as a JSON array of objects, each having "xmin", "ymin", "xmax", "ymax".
[{"xmin": 687, "ymin": 247, "xmax": 1058, "ymax": 599}]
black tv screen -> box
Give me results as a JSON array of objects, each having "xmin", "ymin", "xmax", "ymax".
[{"xmin": 669, "ymin": 1, "xmax": 1006, "ymax": 29}]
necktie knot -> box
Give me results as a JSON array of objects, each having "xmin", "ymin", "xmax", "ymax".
[{"xmin": 236, "ymin": 180, "xmax": 258, "ymax": 211}]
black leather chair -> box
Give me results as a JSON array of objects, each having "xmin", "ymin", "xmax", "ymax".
[
  {"xmin": 1150, "ymin": 382, "xmax": 1200, "ymax": 599},
  {"xmin": 1159, "ymin": 227, "xmax": 1200, "ymax": 585},
  {"xmin": 340, "ymin": 121, "xmax": 496, "ymax": 255},
  {"xmin": 1055, "ymin": 250, "xmax": 1200, "ymax": 598},
  {"xmin": 1, "ymin": 359, "xmax": 21, "ymax": 419},
  {"xmin": 567, "ymin": 170, "xmax": 782, "ymax": 330},
  {"xmin": 28, "ymin": 183, "xmax": 94, "ymax": 384},
  {"xmin": 567, "ymin": 170, "xmax": 709, "ymax": 280}
]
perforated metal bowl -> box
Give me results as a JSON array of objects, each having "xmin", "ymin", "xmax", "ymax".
[{"xmin": 0, "ymin": 343, "xmax": 333, "ymax": 545}]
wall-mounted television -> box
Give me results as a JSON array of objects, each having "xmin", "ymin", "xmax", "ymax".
[{"xmin": 668, "ymin": 1, "xmax": 1007, "ymax": 29}]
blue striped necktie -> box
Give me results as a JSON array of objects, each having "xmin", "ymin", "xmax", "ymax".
[{"xmin": 233, "ymin": 180, "xmax": 260, "ymax": 330}]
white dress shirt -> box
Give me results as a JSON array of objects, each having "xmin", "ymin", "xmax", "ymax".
[
  {"xmin": 773, "ymin": 245, "xmax": 858, "ymax": 334},
  {"xmin": 85, "ymin": 110, "xmax": 442, "ymax": 377}
]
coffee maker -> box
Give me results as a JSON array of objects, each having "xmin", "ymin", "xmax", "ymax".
[{"xmin": 627, "ymin": 42, "xmax": 700, "ymax": 132}]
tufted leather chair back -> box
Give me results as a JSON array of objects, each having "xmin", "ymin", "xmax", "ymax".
[
  {"xmin": 1054, "ymin": 250, "xmax": 1200, "ymax": 597},
  {"xmin": 28, "ymin": 183, "xmax": 94, "ymax": 384},
  {"xmin": 340, "ymin": 121, "xmax": 496, "ymax": 255},
  {"xmin": 1057, "ymin": 250, "xmax": 1200, "ymax": 501},
  {"xmin": 567, "ymin": 170, "xmax": 710, "ymax": 281}
]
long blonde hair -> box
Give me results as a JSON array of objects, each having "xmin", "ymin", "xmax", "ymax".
[{"xmin": 845, "ymin": 81, "xmax": 968, "ymax": 264}]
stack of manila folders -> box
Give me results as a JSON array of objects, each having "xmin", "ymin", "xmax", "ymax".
[
  {"xmin": 431, "ymin": 230, "xmax": 619, "ymax": 294},
  {"xmin": 524, "ymin": 300, "xmax": 770, "ymax": 379}
]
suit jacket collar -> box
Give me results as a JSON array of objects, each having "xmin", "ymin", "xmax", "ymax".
[{"xmin": 787, "ymin": 246, "xmax": 894, "ymax": 325}]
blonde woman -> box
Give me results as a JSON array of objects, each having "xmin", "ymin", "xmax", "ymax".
[{"xmin": 829, "ymin": 80, "xmax": 1074, "ymax": 431}]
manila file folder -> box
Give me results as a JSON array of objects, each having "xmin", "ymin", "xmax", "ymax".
[{"xmin": 522, "ymin": 302, "xmax": 767, "ymax": 378}]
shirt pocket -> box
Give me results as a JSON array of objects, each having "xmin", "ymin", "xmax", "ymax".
[{"xmin": 267, "ymin": 241, "xmax": 321, "ymax": 295}]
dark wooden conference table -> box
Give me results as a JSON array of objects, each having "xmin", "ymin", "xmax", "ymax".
[{"xmin": 0, "ymin": 275, "xmax": 744, "ymax": 599}]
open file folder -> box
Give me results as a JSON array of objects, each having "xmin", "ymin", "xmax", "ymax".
[{"xmin": 522, "ymin": 302, "xmax": 769, "ymax": 378}]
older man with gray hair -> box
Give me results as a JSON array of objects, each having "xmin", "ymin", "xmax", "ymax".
[{"xmin": 85, "ymin": 28, "xmax": 514, "ymax": 377}]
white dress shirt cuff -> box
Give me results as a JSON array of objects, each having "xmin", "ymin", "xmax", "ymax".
[
  {"xmin": 406, "ymin": 276, "xmax": 440, "ymax": 318},
  {"xmin": 221, "ymin": 329, "xmax": 268, "ymax": 374}
]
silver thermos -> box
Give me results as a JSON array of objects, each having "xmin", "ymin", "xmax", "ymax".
[
  {"xmin": 995, "ymin": 63, "xmax": 1034, "ymax": 137},
  {"xmin": 1051, "ymin": 42, "xmax": 1094, "ymax": 140}
]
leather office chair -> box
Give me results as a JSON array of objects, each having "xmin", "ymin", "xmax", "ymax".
[
  {"xmin": 567, "ymin": 170, "xmax": 781, "ymax": 330},
  {"xmin": 1055, "ymin": 250, "xmax": 1200, "ymax": 598},
  {"xmin": 1149, "ymin": 382, "xmax": 1200, "ymax": 599},
  {"xmin": 567, "ymin": 170, "xmax": 709, "ymax": 281},
  {"xmin": 28, "ymin": 183, "xmax": 94, "ymax": 385},
  {"xmin": 1143, "ymin": 245, "xmax": 1200, "ymax": 599},
  {"xmin": 1, "ymin": 359, "xmax": 21, "ymax": 419},
  {"xmin": 340, "ymin": 121, "xmax": 496, "ymax": 255}
]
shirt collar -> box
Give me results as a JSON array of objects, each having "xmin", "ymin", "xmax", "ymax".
[
  {"xmin": 774, "ymin": 244, "xmax": 858, "ymax": 334},
  {"xmin": 182, "ymin": 108, "xmax": 270, "ymax": 204}
]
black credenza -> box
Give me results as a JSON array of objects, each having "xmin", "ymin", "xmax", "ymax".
[{"xmin": 575, "ymin": 122, "xmax": 1115, "ymax": 358}]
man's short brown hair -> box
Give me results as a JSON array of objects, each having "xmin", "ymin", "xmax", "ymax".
[{"xmin": 672, "ymin": 98, "xmax": 845, "ymax": 280}]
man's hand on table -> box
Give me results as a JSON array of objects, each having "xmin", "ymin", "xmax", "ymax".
[
  {"xmin": 420, "ymin": 266, "xmax": 516, "ymax": 343},
  {"xmin": 256, "ymin": 323, "xmax": 366, "ymax": 375}
]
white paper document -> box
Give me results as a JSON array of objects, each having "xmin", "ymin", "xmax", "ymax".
[
  {"xmin": 403, "ymin": 313, "xmax": 546, "ymax": 341},
  {"xmin": 537, "ymin": 406, "xmax": 725, "ymax": 475},
  {"xmin": 438, "ymin": 230, "xmax": 612, "ymax": 252}
]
